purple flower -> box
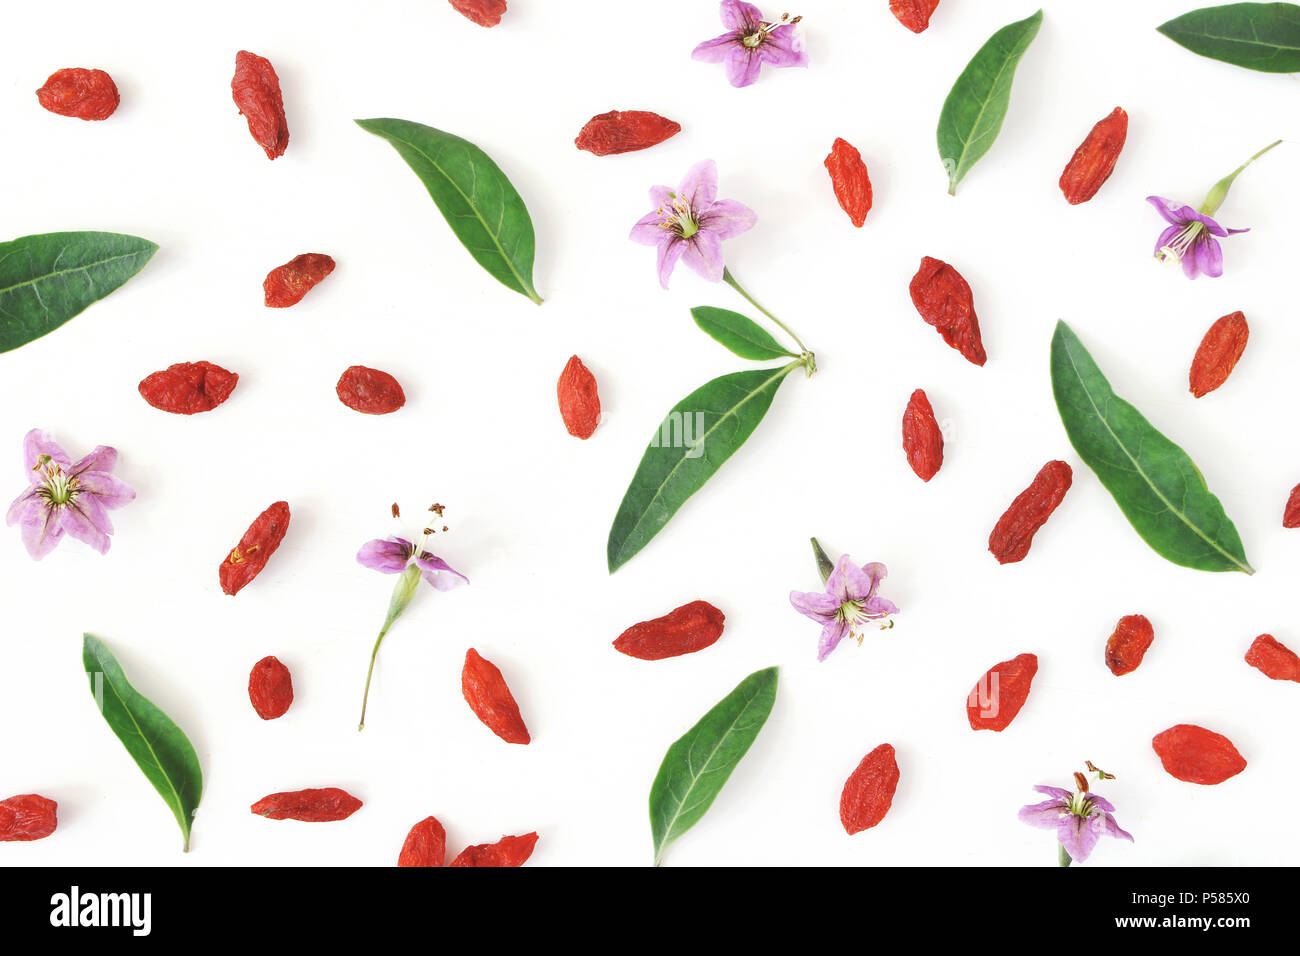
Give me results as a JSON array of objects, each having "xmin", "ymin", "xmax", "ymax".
[
  {"xmin": 789, "ymin": 553, "xmax": 899, "ymax": 661},
  {"xmin": 1019, "ymin": 783, "xmax": 1133, "ymax": 864},
  {"xmin": 1147, "ymin": 196, "xmax": 1247, "ymax": 279},
  {"xmin": 6, "ymin": 429, "xmax": 134, "ymax": 559},
  {"xmin": 357, "ymin": 535, "xmax": 467, "ymax": 591},
  {"xmin": 692, "ymin": 2, "xmax": 808, "ymax": 88},
  {"xmin": 630, "ymin": 159, "xmax": 757, "ymax": 288}
]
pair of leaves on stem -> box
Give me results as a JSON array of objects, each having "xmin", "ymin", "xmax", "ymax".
[
  {"xmin": 1159, "ymin": 2, "xmax": 1300, "ymax": 72},
  {"xmin": 607, "ymin": 307, "xmax": 802, "ymax": 572}
]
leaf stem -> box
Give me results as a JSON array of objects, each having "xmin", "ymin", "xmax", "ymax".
[{"xmin": 723, "ymin": 268, "xmax": 810, "ymax": 357}]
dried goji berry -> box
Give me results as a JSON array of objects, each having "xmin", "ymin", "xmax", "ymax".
[
  {"xmin": 966, "ymin": 653, "xmax": 1038, "ymax": 732},
  {"xmin": 557, "ymin": 355, "xmax": 601, "ymax": 439},
  {"xmin": 1059, "ymin": 107, "xmax": 1128, "ymax": 205},
  {"xmin": 36, "ymin": 68, "xmax": 119, "ymax": 121},
  {"xmin": 988, "ymin": 461, "xmax": 1072, "ymax": 564},
  {"xmin": 448, "ymin": 832, "xmax": 538, "ymax": 867},
  {"xmin": 0, "ymin": 794, "xmax": 57, "ymax": 842},
  {"xmin": 908, "ymin": 256, "xmax": 986, "ymax": 366},
  {"xmin": 138, "ymin": 361, "xmax": 239, "ymax": 415},
  {"xmin": 231, "ymin": 51, "xmax": 288, "ymax": 160},
  {"xmin": 824, "ymin": 137, "xmax": 873, "ymax": 228},
  {"xmin": 398, "ymin": 816, "xmax": 447, "ymax": 867},
  {"xmin": 462, "ymin": 648, "xmax": 530, "ymax": 745},
  {"xmin": 1244, "ymin": 634, "xmax": 1300, "ymax": 683},
  {"xmin": 251, "ymin": 788, "xmax": 362, "ymax": 821},
  {"xmin": 1189, "ymin": 311, "xmax": 1248, "ymax": 398},
  {"xmin": 220, "ymin": 501, "xmax": 291, "ymax": 596},
  {"xmin": 901, "ymin": 388, "xmax": 943, "ymax": 481},
  {"xmin": 1152, "ymin": 725, "xmax": 1246, "ymax": 785},
  {"xmin": 1105, "ymin": 614, "xmax": 1154, "ymax": 676},
  {"xmin": 263, "ymin": 253, "xmax": 335, "ymax": 308},
  {"xmin": 613, "ymin": 600, "xmax": 726, "ymax": 660},
  {"xmin": 336, "ymin": 366, "xmax": 406, "ymax": 415},
  {"xmin": 839, "ymin": 743, "xmax": 900, "ymax": 835},
  {"xmin": 575, "ymin": 110, "xmax": 681, "ymax": 156},
  {"xmin": 248, "ymin": 656, "xmax": 294, "ymax": 719},
  {"xmin": 1285, "ymin": 484, "xmax": 1300, "ymax": 529},
  {"xmin": 449, "ymin": 0, "xmax": 507, "ymax": 27},
  {"xmin": 889, "ymin": 0, "xmax": 940, "ymax": 33}
]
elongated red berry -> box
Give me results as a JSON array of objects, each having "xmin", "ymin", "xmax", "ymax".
[
  {"xmin": 462, "ymin": 649, "xmax": 530, "ymax": 744},
  {"xmin": 839, "ymin": 744, "xmax": 900, "ymax": 835}
]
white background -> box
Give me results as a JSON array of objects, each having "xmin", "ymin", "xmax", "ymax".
[{"xmin": 1, "ymin": 0, "xmax": 1297, "ymax": 867}]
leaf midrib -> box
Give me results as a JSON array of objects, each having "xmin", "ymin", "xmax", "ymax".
[
  {"xmin": 0, "ymin": 250, "xmax": 148, "ymax": 299},
  {"xmin": 1061, "ymin": 336, "xmax": 1250, "ymax": 572}
]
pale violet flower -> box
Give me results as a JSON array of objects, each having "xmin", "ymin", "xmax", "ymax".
[
  {"xmin": 1019, "ymin": 771, "xmax": 1133, "ymax": 866},
  {"xmin": 692, "ymin": 2, "xmax": 808, "ymax": 88},
  {"xmin": 790, "ymin": 553, "xmax": 898, "ymax": 661}
]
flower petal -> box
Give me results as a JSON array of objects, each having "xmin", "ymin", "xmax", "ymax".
[
  {"xmin": 22, "ymin": 429, "xmax": 71, "ymax": 474},
  {"xmin": 789, "ymin": 588, "xmax": 839, "ymax": 623},
  {"xmin": 757, "ymin": 24, "xmax": 808, "ymax": 68},
  {"xmin": 1032, "ymin": 785, "xmax": 1073, "ymax": 800},
  {"xmin": 1101, "ymin": 812, "xmax": 1135, "ymax": 843},
  {"xmin": 70, "ymin": 445, "xmax": 117, "ymax": 477},
  {"xmin": 630, "ymin": 211, "xmax": 669, "ymax": 246},
  {"xmin": 699, "ymin": 198, "xmax": 757, "ymax": 240},
  {"xmin": 719, "ymin": 0, "xmax": 762, "ymax": 31},
  {"xmin": 832, "ymin": 559, "xmax": 879, "ymax": 604},
  {"xmin": 1146, "ymin": 196, "xmax": 1192, "ymax": 226},
  {"xmin": 6, "ymin": 487, "xmax": 40, "ymax": 526},
  {"xmin": 1056, "ymin": 813, "xmax": 1102, "ymax": 863},
  {"xmin": 691, "ymin": 33, "xmax": 740, "ymax": 63},
  {"xmin": 59, "ymin": 500, "xmax": 112, "ymax": 554},
  {"xmin": 1018, "ymin": 798, "xmax": 1068, "ymax": 830},
  {"xmin": 414, "ymin": 552, "xmax": 469, "ymax": 591},
  {"xmin": 1194, "ymin": 233, "xmax": 1224, "ymax": 278},
  {"xmin": 680, "ymin": 230, "xmax": 726, "ymax": 283},
  {"xmin": 825, "ymin": 553, "xmax": 858, "ymax": 604},
  {"xmin": 816, "ymin": 619, "xmax": 849, "ymax": 661},
  {"xmin": 678, "ymin": 159, "xmax": 719, "ymax": 211},
  {"xmin": 862, "ymin": 596, "xmax": 899, "ymax": 618},
  {"xmin": 17, "ymin": 500, "xmax": 63, "ymax": 559},
  {"xmin": 76, "ymin": 471, "xmax": 135, "ymax": 510},
  {"xmin": 724, "ymin": 47, "xmax": 763, "ymax": 87},
  {"xmin": 656, "ymin": 237, "xmax": 686, "ymax": 289},
  {"xmin": 1153, "ymin": 224, "xmax": 1182, "ymax": 259},
  {"xmin": 357, "ymin": 537, "xmax": 413, "ymax": 574}
]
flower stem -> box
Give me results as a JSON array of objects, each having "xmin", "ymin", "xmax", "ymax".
[
  {"xmin": 1200, "ymin": 139, "xmax": 1283, "ymax": 216},
  {"xmin": 357, "ymin": 563, "xmax": 422, "ymax": 731},
  {"xmin": 723, "ymin": 267, "xmax": 811, "ymax": 357},
  {"xmin": 1058, "ymin": 843, "xmax": 1073, "ymax": 868},
  {"xmin": 357, "ymin": 621, "xmax": 393, "ymax": 731}
]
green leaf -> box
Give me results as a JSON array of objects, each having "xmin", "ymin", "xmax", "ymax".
[
  {"xmin": 810, "ymin": 537, "xmax": 836, "ymax": 585},
  {"xmin": 690, "ymin": 307, "xmax": 796, "ymax": 361},
  {"xmin": 607, "ymin": 364, "xmax": 798, "ymax": 572},
  {"xmin": 0, "ymin": 232, "xmax": 158, "ymax": 353},
  {"xmin": 83, "ymin": 634, "xmax": 203, "ymax": 852},
  {"xmin": 937, "ymin": 9, "xmax": 1043, "ymax": 196},
  {"xmin": 356, "ymin": 117, "xmax": 542, "ymax": 304},
  {"xmin": 1158, "ymin": 3, "xmax": 1300, "ymax": 72},
  {"xmin": 649, "ymin": 667, "xmax": 778, "ymax": 866},
  {"xmin": 1050, "ymin": 321, "xmax": 1252, "ymax": 574}
]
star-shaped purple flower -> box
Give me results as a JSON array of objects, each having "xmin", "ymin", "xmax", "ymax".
[
  {"xmin": 1147, "ymin": 196, "xmax": 1248, "ymax": 279},
  {"xmin": 1019, "ymin": 784, "xmax": 1133, "ymax": 864},
  {"xmin": 357, "ymin": 535, "xmax": 468, "ymax": 591},
  {"xmin": 630, "ymin": 159, "xmax": 757, "ymax": 288},
  {"xmin": 692, "ymin": 2, "xmax": 808, "ymax": 88},
  {"xmin": 6, "ymin": 429, "xmax": 135, "ymax": 559},
  {"xmin": 790, "ymin": 553, "xmax": 899, "ymax": 661}
]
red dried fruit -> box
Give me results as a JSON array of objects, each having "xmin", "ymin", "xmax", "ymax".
[
  {"xmin": 988, "ymin": 461, "xmax": 1072, "ymax": 564},
  {"xmin": 613, "ymin": 600, "xmax": 726, "ymax": 660},
  {"xmin": 263, "ymin": 253, "xmax": 335, "ymax": 308},
  {"xmin": 336, "ymin": 366, "xmax": 406, "ymax": 415},
  {"xmin": 889, "ymin": 0, "xmax": 940, "ymax": 33},
  {"xmin": 251, "ymin": 788, "xmax": 362, "ymax": 821},
  {"xmin": 901, "ymin": 388, "xmax": 943, "ymax": 481},
  {"xmin": 966, "ymin": 653, "xmax": 1038, "ymax": 732},
  {"xmin": 1245, "ymin": 634, "xmax": 1300, "ymax": 683},
  {"xmin": 231, "ymin": 51, "xmax": 288, "ymax": 160},
  {"xmin": 575, "ymin": 110, "xmax": 681, "ymax": 156},
  {"xmin": 220, "ymin": 501, "xmax": 291, "ymax": 596},
  {"xmin": 1285, "ymin": 484, "xmax": 1300, "ymax": 528},
  {"xmin": 462, "ymin": 649, "xmax": 530, "ymax": 744},
  {"xmin": 1059, "ymin": 107, "xmax": 1128, "ymax": 205},
  {"xmin": 248, "ymin": 656, "xmax": 294, "ymax": 719},
  {"xmin": 449, "ymin": 0, "xmax": 507, "ymax": 27},
  {"xmin": 1189, "ymin": 311, "xmax": 1248, "ymax": 398},
  {"xmin": 448, "ymin": 832, "xmax": 538, "ymax": 867},
  {"xmin": 0, "ymin": 794, "xmax": 58, "ymax": 842},
  {"xmin": 839, "ymin": 744, "xmax": 900, "ymax": 835},
  {"xmin": 36, "ymin": 68, "xmax": 119, "ymax": 121},
  {"xmin": 398, "ymin": 816, "xmax": 447, "ymax": 867},
  {"xmin": 138, "ymin": 361, "xmax": 239, "ymax": 415},
  {"xmin": 824, "ymin": 138, "xmax": 873, "ymax": 227},
  {"xmin": 1105, "ymin": 614, "xmax": 1154, "ymax": 676},
  {"xmin": 1152, "ymin": 725, "xmax": 1246, "ymax": 785},
  {"xmin": 908, "ymin": 256, "xmax": 987, "ymax": 366},
  {"xmin": 557, "ymin": 355, "xmax": 601, "ymax": 439}
]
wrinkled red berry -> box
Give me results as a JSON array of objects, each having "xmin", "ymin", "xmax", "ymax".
[
  {"xmin": 36, "ymin": 68, "xmax": 119, "ymax": 120},
  {"xmin": 336, "ymin": 366, "xmax": 406, "ymax": 415}
]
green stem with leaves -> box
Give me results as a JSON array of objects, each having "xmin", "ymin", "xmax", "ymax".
[{"xmin": 723, "ymin": 268, "xmax": 816, "ymax": 373}]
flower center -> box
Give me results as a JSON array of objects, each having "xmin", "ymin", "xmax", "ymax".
[
  {"xmin": 1157, "ymin": 220, "xmax": 1204, "ymax": 264},
  {"xmin": 33, "ymin": 454, "xmax": 78, "ymax": 507},
  {"xmin": 836, "ymin": 597, "xmax": 894, "ymax": 645},
  {"xmin": 657, "ymin": 193, "xmax": 700, "ymax": 240},
  {"xmin": 1066, "ymin": 791, "xmax": 1095, "ymax": 819},
  {"xmin": 742, "ymin": 12, "xmax": 801, "ymax": 48}
]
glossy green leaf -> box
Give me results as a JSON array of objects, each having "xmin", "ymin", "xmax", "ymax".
[
  {"xmin": 649, "ymin": 667, "xmax": 778, "ymax": 866},
  {"xmin": 356, "ymin": 117, "xmax": 542, "ymax": 304},
  {"xmin": 607, "ymin": 364, "xmax": 799, "ymax": 572},
  {"xmin": 1050, "ymin": 321, "xmax": 1252, "ymax": 574},
  {"xmin": 0, "ymin": 232, "xmax": 157, "ymax": 353},
  {"xmin": 83, "ymin": 634, "xmax": 203, "ymax": 852},
  {"xmin": 1158, "ymin": 3, "xmax": 1300, "ymax": 72},
  {"xmin": 690, "ymin": 307, "xmax": 796, "ymax": 361},
  {"xmin": 937, "ymin": 9, "xmax": 1043, "ymax": 195}
]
